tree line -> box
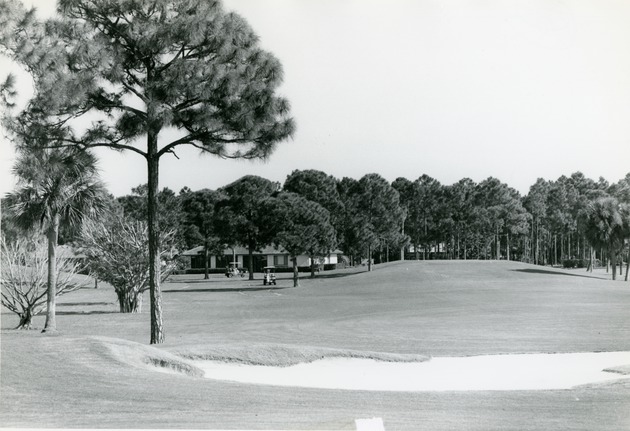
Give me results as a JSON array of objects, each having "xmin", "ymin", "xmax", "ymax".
[
  {"xmin": 68, "ymin": 168, "xmax": 630, "ymax": 287},
  {"xmin": 137, "ymin": 170, "xmax": 630, "ymax": 279},
  {"xmin": 3, "ymin": 161, "xmax": 628, "ymax": 331}
]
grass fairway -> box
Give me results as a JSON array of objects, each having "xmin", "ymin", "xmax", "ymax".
[{"xmin": 1, "ymin": 260, "xmax": 630, "ymax": 430}]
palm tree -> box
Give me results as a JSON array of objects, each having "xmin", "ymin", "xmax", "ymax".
[
  {"xmin": 582, "ymin": 197, "xmax": 628, "ymax": 280},
  {"xmin": 5, "ymin": 146, "xmax": 106, "ymax": 332}
]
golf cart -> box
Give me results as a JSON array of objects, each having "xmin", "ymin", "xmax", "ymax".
[
  {"xmin": 262, "ymin": 266, "xmax": 276, "ymax": 285},
  {"xmin": 225, "ymin": 262, "xmax": 245, "ymax": 278}
]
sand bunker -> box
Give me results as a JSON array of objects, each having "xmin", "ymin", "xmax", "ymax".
[{"xmin": 191, "ymin": 351, "xmax": 630, "ymax": 391}]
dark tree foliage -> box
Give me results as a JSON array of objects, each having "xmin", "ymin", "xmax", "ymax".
[
  {"xmin": 473, "ymin": 178, "xmax": 527, "ymax": 260},
  {"xmin": 179, "ymin": 188, "xmax": 225, "ymax": 279},
  {"xmin": 0, "ymin": 198, "xmax": 23, "ymax": 245},
  {"xmin": 393, "ymin": 175, "xmax": 443, "ymax": 260},
  {"xmin": 117, "ymin": 184, "xmax": 183, "ymax": 244},
  {"xmin": 283, "ymin": 169, "xmax": 344, "ymax": 230},
  {"xmin": 263, "ymin": 192, "xmax": 336, "ymax": 286},
  {"xmin": 391, "ymin": 177, "xmax": 414, "ymax": 260},
  {"xmin": 343, "ymin": 174, "xmax": 405, "ymax": 271},
  {"xmin": 215, "ymin": 175, "xmax": 279, "ymax": 280},
  {"xmin": 443, "ymin": 178, "xmax": 476, "ymax": 260},
  {"xmin": 582, "ymin": 197, "xmax": 629, "ymax": 280},
  {"xmin": 337, "ymin": 177, "xmax": 362, "ymax": 264}
]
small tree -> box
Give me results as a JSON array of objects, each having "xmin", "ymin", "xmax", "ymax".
[
  {"xmin": 283, "ymin": 169, "xmax": 344, "ymax": 235},
  {"xmin": 5, "ymin": 146, "xmax": 106, "ymax": 332},
  {"xmin": 351, "ymin": 174, "xmax": 405, "ymax": 271},
  {"xmin": 180, "ymin": 188, "xmax": 225, "ymax": 279},
  {"xmin": 216, "ymin": 176, "xmax": 279, "ymax": 279},
  {"xmin": 583, "ymin": 197, "xmax": 628, "ymax": 280},
  {"xmin": 1, "ymin": 237, "xmax": 85, "ymax": 329},
  {"xmin": 265, "ymin": 193, "xmax": 336, "ymax": 287},
  {"xmin": 80, "ymin": 216, "xmax": 178, "ymax": 313}
]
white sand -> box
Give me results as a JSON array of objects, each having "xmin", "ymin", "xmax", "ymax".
[{"xmin": 191, "ymin": 351, "xmax": 630, "ymax": 391}]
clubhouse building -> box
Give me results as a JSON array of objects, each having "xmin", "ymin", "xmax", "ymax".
[{"xmin": 180, "ymin": 245, "xmax": 343, "ymax": 272}]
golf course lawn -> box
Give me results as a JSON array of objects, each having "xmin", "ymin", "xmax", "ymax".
[{"xmin": 1, "ymin": 260, "xmax": 629, "ymax": 430}]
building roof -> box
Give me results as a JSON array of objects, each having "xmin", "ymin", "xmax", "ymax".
[{"xmin": 180, "ymin": 245, "xmax": 343, "ymax": 257}]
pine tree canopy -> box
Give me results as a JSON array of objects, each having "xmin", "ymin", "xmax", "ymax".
[{"xmin": 10, "ymin": 0, "xmax": 294, "ymax": 159}]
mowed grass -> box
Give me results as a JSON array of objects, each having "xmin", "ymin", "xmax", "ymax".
[{"xmin": 1, "ymin": 260, "xmax": 629, "ymax": 430}]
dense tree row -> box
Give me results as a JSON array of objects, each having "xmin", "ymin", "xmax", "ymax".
[
  {"xmin": 4, "ymin": 165, "xmax": 628, "ymax": 330},
  {"xmin": 104, "ymin": 169, "xmax": 630, "ymax": 281}
]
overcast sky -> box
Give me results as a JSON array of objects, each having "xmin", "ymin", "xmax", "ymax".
[{"xmin": 1, "ymin": 0, "xmax": 629, "ymax": 197}]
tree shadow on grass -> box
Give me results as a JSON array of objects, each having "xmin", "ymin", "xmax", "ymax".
[
  {"xmin": 300, "ymin": 268, "xmax": 368, "ymax": 280},
  {"xmin": 56, "ymin": 310, "xmax": 119, "ymax": 315},
  {"xmin": 162, "ymin": 286, "xmax": 290, "ymax": 294},
  {"xmin": 511, "ymin": 269, "xmax": 603, "ymax": 279},
  {"xmin": 167, "ymin": 278, "xmax": 246, "ymax": 284},
  {"xmin": 57, "ymin": 302, "xmax": 111, "ymax": 307}
]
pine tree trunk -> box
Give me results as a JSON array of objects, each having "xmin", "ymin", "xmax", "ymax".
[
  {"xmin": 247, "ymin": 244, "xmax": 255, "ymax": 280},
  {"xmin": 535, "ymin": 220, "xmax": 539, "ymax": 265},
  {"xmin": 423, "ymin": 218, "xmax": 428, "ymax": 260},
  {"xmin": 368, "ymin": 244, "xmax": 373, "ymax": 271},
  {"xmin": 507, "ymin": 233, "xmax": 511, "ymax": 261},
  {"xmin": 457, "ymin": 231, "xmax": 460, "ymax": 260},
  {"xmin": 204, "ymin": 245, "xmax": 209, "ymax": 280},
  {"xmin": 496, "ymin": 227, "xmax": 501, "ymax": 260},
  {"xmin": 42, "ymin": 215, "xmax": 60, "ymax": 333},
  {"xmin": 310, "ymin": 254, "xmax": 316, "ymax": 278},
  {"xmin": 625, "ymin": 248, "xmax": 629, "ymax": 282},
  {"xmin": 147, "ymin": 141, "xmax": 164, "ymax": 344},
  {"xmin": 292, "ymin": 256, "xmax": 299, "ymax": 287}
]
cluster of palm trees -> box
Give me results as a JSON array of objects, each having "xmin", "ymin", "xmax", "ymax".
[{"xmin": 3, "ymin": 146, "xmax": 107, "ymax": 331}]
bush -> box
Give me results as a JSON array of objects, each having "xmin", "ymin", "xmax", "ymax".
[
  {"xmin": 1, "ymin": 238, "xmax": 85, "ymax": 329},
  {"xmin": 80, "ymin": 217, "xmax": 178, "ymax": 313}
]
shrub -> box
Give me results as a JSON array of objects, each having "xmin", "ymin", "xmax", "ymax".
[
  {"xmin": 1, "ymin": 237, "xmax": 85, "ymax": 329},
  {"xmin": 80, "ymin": 217, "xmax": 178, "ymax": 313}
]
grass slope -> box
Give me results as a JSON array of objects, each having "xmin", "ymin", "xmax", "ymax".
[{"xmin": 1, "ymin": 260, "xmax": 629, "ymax": 430}]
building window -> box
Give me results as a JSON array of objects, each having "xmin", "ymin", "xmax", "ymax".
[
  {"xmin": 216, "ymin": 255, "xmax": 231, "ymax": 269},
  {"xmin": 274, "ymin": 255, "xmax": 288, "ymax": 267}
]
